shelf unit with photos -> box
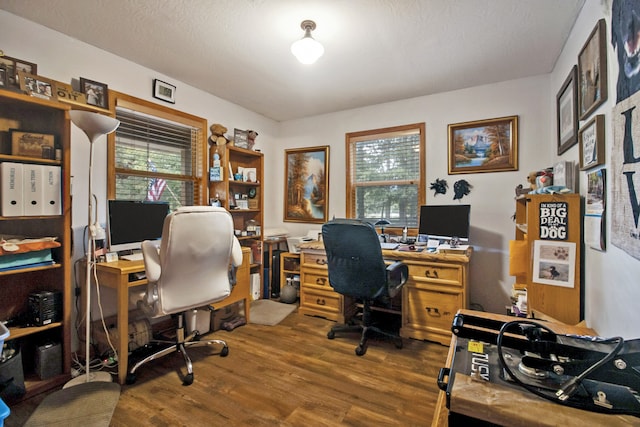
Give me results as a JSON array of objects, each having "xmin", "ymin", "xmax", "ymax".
[
  {"xmin": 513, "ymin": 193, "xmax": 583, "ymax": 324},
  {"xmin": 0, "ymin": 90, "xmax": 76, "ymax": 400},
  {"xmin": 209, "ymin": 144, "xmax": 264, "ymax": 295}
]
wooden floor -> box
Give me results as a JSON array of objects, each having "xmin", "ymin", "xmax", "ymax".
[{"xmin": 5, "ymin": 311, "xmax": 449, "ymax": 426}]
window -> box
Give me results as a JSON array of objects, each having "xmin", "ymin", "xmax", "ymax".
[
  {"xmin": 346, "ymin": 123, "xmax": 425, "ymax": 228},
  {"xmin": 108, "ymin": 92, "xmax": 207, "ymax": 211}
]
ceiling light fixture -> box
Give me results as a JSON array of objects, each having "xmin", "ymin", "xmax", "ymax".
[{"xmin": 291, "ymin": 20, "xmax": 324, "ymax": 65}]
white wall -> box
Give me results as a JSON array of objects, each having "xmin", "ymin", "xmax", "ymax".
[
  {"xmin": 549, "ymin": 0, "xmax": 640, "ymax": 338},
  {"xmin": 267, "ymin": 76, "xmax": 554, "ymax": 318},
  {"xmin": 3, "ymin": 0, "xmax": 639, "ymax": 340}
]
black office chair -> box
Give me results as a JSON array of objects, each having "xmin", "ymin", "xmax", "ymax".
[{"xmin": 322, "ymin": 218, "xmax": 408, "ymax": 356}]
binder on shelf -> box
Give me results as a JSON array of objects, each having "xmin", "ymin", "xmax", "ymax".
[
  {"xmin": 23, "ymin": 163, "xmax": 43, "ymax": 216},
  {"xmin": 0, "ymin": 162, "xmax": 23, "ymax": 216},
  {"xmin": 41, "ymin": 165, "xmax": 62, "ymax": 215}
]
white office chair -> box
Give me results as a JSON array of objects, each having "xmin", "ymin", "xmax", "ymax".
[{"xmin": 127, "ymin": 206, "xmax": 243, "ymax": 385}]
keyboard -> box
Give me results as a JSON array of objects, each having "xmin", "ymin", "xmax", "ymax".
[
  {"xmin": 120, "ymin": 252, "xmax": 144, "ymax": 261},
  {"xmin": 380, "ymin": 242, "xmax": 399, "ymax": 250}
]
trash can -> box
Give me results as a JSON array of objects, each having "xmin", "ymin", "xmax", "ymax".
[{"xmin": 0, "ymin": 324, "xmax": 25, "ymax": 400}]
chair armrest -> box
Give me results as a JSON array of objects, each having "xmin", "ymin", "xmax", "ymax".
[
  {"xmin": 386, "ymin": 261, "xmax": 408, "ymax": 298},
  {"xmin": 231, "ymin": 237, "xmax": 242, "ymax": 267},
  {"xmin": 141, "ymin": 240, "xmax": 161, "ymax": 282}
]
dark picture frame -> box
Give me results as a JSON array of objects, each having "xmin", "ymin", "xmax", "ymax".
[
  {"xmin": 448, "ymin": 115, "xmax": 518, "ymax": 174},
  {"xmin": 578, "ymin": 19, "xmax": 608, "ymax": 120},
  {"xmin": 80, "ymin": 77, "xmax": 109, "ymax": 108},
  {"xmin": 557, "ymin": 65, "xmax": 579, "ymax": 155},
  {"xmin": 10, "ymin": 129, "xmax": 56, "ymax": 159},
  {"xmin": 153, "ymin": 79, "xmax": 176, "ymax": 104},
  {"xmin": 284, "ymin": 145, "xmax": 329, "ymax": 223},
  {"xmin": 579, "ymin": 114, "xmax": 605, "ymax": 170},
  {"xmin": 0, "ymin": 55, "xmax": 37, "ymax": 87}
]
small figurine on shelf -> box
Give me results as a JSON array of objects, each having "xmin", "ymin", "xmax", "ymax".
[
  {"xmin": 209, "ymin": 152, "xmax": 223, "ymax": 182},
  {"xmin": 247, "ymin": 130, "xmax": 258, "ymax": 150}
]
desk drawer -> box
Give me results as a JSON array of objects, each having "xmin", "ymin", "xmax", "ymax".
[
  {"xmin": 302, "ymin": 270, "xmax": 329, "ymax": 288},
  {"xmin": 407, "ymin": 262, "xmax": 463, "ymax": 286},
  {"xmin": 404, "ymin": 286, "xmax": 462, "ymax": 334},
  {"xmin": 302, "ymin": 252, "xmax": 328, "ymax": 268},
  {"xmin": 300, "ymin": 287, "xmax": 341, "ymax": 313}
]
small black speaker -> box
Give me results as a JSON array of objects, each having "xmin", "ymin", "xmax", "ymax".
[
  {"xmin": 28, "ymin": 290, "xmax": 62, "ymax": 326},
  {"xmin": 35, "ymin": 342, "xmax": 61, "ymax": 380}
]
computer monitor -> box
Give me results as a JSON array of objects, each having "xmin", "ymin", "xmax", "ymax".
[
  {"xmin": 418, "ymin": 204, "xmax": 471, "ymax": 243},
  {"xmin": 107, "ymin": 200, "xmax": 170, "ymax": 254}
]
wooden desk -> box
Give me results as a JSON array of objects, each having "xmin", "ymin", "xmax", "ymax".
[
  {"xmin": 432, "ymin": 309, "xmax": 638, "ymax": 426},
  {"xmin": 298, "ymin": 241, "xmax": 471, "ymax": 344},
  {"xmin": 92, "ymin": 247, "xmax": 250, "ymax": 385}
]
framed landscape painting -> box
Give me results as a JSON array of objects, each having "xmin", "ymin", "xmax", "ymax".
[
  {"xmin": 448, "ymin": 116, "xmax": 518, "ymax": 174},
  {"xmin": 284, "ymin": 146, "xmax": 329, "ymax": 223}
]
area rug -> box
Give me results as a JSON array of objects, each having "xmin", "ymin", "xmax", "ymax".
[
  {"xmin": 24, "ymin": 381, "xmax": 120, "ymax": 427},
  {"xmin": 249, "ymin": 299, "xmax": 297, "ymax": 326}
]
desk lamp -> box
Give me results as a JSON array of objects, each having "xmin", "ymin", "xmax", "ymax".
[
  {"xmin": 65, "ymin": 110, "xmax": 120, "ymax": 388},
  {"xmin": 375, "ymin": 219, "xmax": 391, "ymax": 242}
]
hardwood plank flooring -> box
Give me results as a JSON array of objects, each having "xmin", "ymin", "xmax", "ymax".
[{"xmin": 5, "ymin": 311, "xmax": 449, "ymax": 426}]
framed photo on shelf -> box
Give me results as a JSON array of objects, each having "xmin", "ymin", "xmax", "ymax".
[
  {"xmin": 153, "ymin": 79, "xmax": 176, "ymax": 104},
  {"xmin": 284, "ymin": 145, "xmax": 329, "ymax": 223},
  {"xmin": 234, "ymin": 129, "xmax": 249, "ymax": 149},
  {"xmin": 579, "ymin": 114, "xmax": 605, "ymax": 170},
  {"xmin": 448, "ymin": 115, "xmax": 518, "ymax": 174},
  {"xmin": 578, "ymin": 19, "xmax": 607, "ymax": 120},
  {"xmin": 557, "ymin": 65, "xmax": 578, "ymax": 155},
  {"xmin": 17, "ymin": 71, "xmax": 55, "ymax": 99},
  {"xmin": 10, "ymin": 129, "xmax": 56, "ymax": 159},
  {"xmin": 0, "ymin": 55, "xmax": 37, "ymax": 87},
  {"xmin": 80, "ymin": 77, "xmax": 109, "ymax": 108}
]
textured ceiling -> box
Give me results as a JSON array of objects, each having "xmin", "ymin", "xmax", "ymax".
[{"xmin": 0, "ymin": 0, "xmax": 584, "ymax": 122}]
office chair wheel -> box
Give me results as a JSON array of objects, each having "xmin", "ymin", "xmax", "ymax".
[
  {"xmin": 327, "ymin": 330, "xmax": 336, "ymax": 339},
  {"xmin": 220, "ymin": 346, "xmax": 229, "ymax": 357},
  {"xmin": 355, "ymin": 345, "xmax": 367, "ymax": 356},
  {"xmin": 183, "ymin": 373, "xmax": 194, "ymax": 385},
  {"xmin": 126, "ymin": 373, "xmax": 137, "ymax": 385}
]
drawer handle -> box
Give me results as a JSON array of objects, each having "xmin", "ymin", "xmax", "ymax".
[
  {"xmin": 316, "ymin": 298, "xmax": 326, "ymax": 305},
  {"xmin": 315, "ymin": 277, "xmax": 327, "ymax": 286},
  {"xmin": 425, "ymin": 307, "xmax": 441, "ymax": 316},
  {"xmin": 316, "ymin": 258, "xmax": 327, "ymax": 265},
  {"xmin": 425, "ymin": 269, "xmax": 439, "ymax": 279}
]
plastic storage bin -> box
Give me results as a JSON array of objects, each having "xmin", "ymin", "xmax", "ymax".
[{"xmin": 0, "ymin": 397, "xmax": 8, "ymax": 427}]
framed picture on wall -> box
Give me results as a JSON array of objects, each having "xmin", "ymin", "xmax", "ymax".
[
  {"xmin": 578, "ymin": 19, "xmax": 607, "ymax": 120},
  {"xmin": 448, "ymin": 115, "xmax": 518, "ymax": 174},
  {"xmin": 557, "ymin": 65, "xmax": 578, "ymax": 155},
  {"xmin": 579, "ymin": 114, "xmax": 605, "ymax": 170},
  {"xmin": 284, "ymin": 146, "xmax": 329, "ymax": 223},
  {"xmin": 153, "ymin": 79, "xmax": 176, "ymax": 104}
]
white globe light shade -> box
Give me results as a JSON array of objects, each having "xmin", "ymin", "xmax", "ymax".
[{"xmin": 291, "ymin": 36, "xmax": 324, "ymax": 64}]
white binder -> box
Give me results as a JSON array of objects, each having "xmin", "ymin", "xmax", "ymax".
[
  {"xmin": 23, "ymin": 163, "xmax": 43, "ymax": 216},
  {"xmin": 0, "ymin": 162, "xmax": 24, "ymax": 216},
  {"xmin": 41, "ymin": 165, "xmax": 62, "ymax": 215}
]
